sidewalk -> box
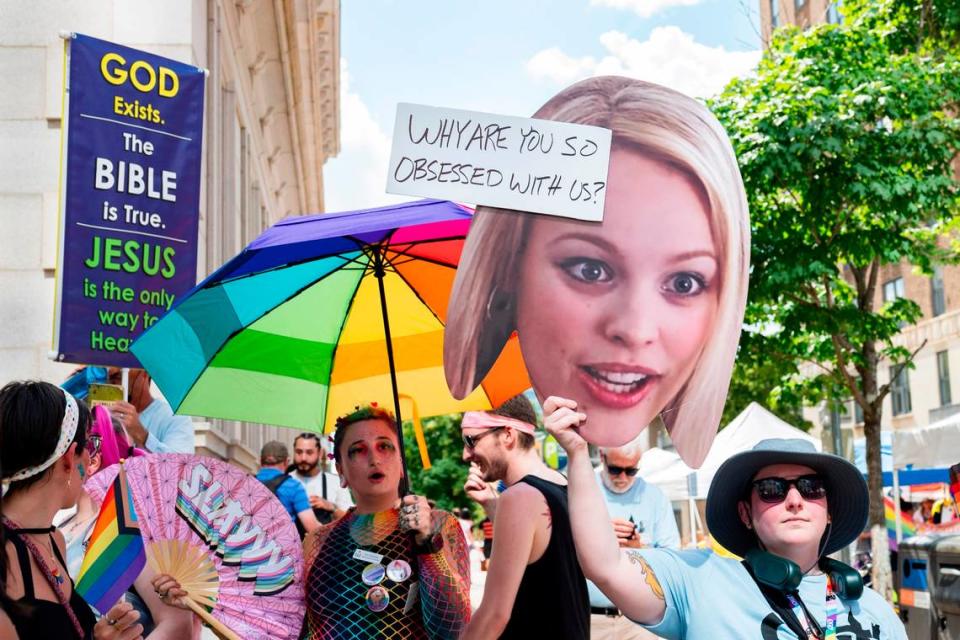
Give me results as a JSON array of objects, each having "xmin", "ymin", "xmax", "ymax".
[{"xmin": 469, "ymin": 542, "xmax": 487, "ymax": 612}]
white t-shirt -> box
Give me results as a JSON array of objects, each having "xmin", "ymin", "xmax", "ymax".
[{"xmin": 290, "ymin": 469, "xmax": 353, "ymax": 511}]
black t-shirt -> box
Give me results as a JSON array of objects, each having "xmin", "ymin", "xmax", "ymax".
[{"xmin": 499, "ymin": 475, "xmax": 590, "ymax": 640}]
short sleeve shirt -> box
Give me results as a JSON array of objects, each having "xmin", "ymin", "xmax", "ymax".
[
  {"xmin": 636, "ymin": 549, "xmax": 907, "ymax": 639},
  {"xmin": 291, "ymin": 470, "xmax": 354, "ymax": 510},
  {"xmin": 589, "ymin": 470, "xmax": 681, "ymax": 608},
  {"xmin": 256, "ymin": 468, "xmax": 311, "ymax": 520},
  {"xmin": 139, "ymin": 398, "xmax": 195, "ymax": 454}
]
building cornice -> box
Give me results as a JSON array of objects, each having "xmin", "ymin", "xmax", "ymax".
[{"xmin": 224, "ymin": 0, "xmax": 339, "ymax": 222}]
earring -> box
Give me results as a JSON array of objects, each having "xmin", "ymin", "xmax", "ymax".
[{"xmin": 485, "ymin": 287, "xmax": 513, "ymax": 321}]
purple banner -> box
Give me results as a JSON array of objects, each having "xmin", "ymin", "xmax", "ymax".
[{"xmin": 53, "ymin": 34, "xmax": 205, "ymax": 366}]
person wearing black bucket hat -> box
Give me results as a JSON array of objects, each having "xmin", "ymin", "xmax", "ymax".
[{"xmin": 545, "ymin": 396, "xmax": 907, "ymax": 639}]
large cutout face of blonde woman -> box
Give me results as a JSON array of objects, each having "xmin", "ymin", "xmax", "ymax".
[{"xmin": 517, "ymin": 149, "xmax": 719, "ymax": 447}]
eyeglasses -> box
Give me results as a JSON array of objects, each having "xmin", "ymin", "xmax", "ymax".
[
  {"xmin": 462, "ymin": 427, "xmax": 504, "ymax": 450},
  {"xmin": 752, "ymin": 475, "xmax": 826, "ymax": 503},
  {"xmin": 605, "ymin": 464, "xmax": 640, "ymax": 477},
  {"xmin": 85, "ymin": 435, "xmax": 102, "ymax": 457}
]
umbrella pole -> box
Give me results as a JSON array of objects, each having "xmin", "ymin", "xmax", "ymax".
[{"xmin": 373, "ymin": 251, "xmax": 411, "ymax": 496}]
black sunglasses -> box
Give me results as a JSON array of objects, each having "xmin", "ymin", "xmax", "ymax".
[
  {"xmin": 462, "ymin": 427, "xmax": 504, "ymax": 449},
  {"xmin": 752, "ymin": 475, "xmax": 826, "ymax": 503},
  {"xmin": 605, "ymin": 464, "xmax": 640, "ymax": 477}
]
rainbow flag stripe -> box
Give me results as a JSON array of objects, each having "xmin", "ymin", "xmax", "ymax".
[
  {"xmin": 76, "ymin": 464, "xmax": 146, "ymax": 614},
  {"xmin": 884, "ymin": 496, "xmax": 917, "ymax": 550}
]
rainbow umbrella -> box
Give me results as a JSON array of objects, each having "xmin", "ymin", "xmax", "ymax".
[{"xmin": 132, "ymin": 199, "xmax": 529, "ymax": 472}]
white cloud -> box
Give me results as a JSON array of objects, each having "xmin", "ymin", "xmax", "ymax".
[
  {"xmin": 526, "ymin": 27, "xmax": 760, "ymax": 99},
  {"xmin": 322, "ymin": 58, "xmax": 410, "ymax": 213},
  {"xmin": 590, "ymin": 0, "xmax": 702, "ymax": 18}
]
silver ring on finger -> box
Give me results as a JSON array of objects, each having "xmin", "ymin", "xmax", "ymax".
[{"xmin": 106, "ymin": 617, "xmax": 117, "ymax": 626}]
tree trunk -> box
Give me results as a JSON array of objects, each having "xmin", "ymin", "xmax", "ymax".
[
  {"xmin": 870, "ymin": 524, "xmax": 894, "ymax": 601},
  {"xmin": 863, "ymin": 406, "xmax": 894, "ymax": 601}
]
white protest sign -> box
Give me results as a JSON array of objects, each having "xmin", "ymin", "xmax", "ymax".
[{"xmin": 386, "ymin": 103, "xmax": 612, "ymax": 221}]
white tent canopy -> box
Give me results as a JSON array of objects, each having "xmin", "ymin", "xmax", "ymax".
[
  {"xmin": 637, "ymin": 446, "xmax": 693, "ymax": 502},
  {"xmin": 641, "ymin": 402, "xmax": 820, "ymax": 500},
  {"xmin": 893, "ymin": 413, "xmax": 960, "ymax": 469}
]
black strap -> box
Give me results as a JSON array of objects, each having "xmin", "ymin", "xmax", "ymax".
[
  {"xmin": 8, "ymin": 533, "xmax": 35, "ymax": 600},
  {"xmin": 6, "ymin": 525, "xmax": 56, "ymax": 535},
  {"xmin": 48, "ymin": 534, "xmax": 73, "ymax": 586},
  {"xmin": 261, "ymin": 473, "xmax": 309, "ymax": 538},
  {"xmin": 263, "ymin": 472, "xmax": 291, "ymax": 495},
  {"xmin": 322, "ymin": 471, "xmax": 327, "ymax": 501},
  {"xmin": 742, "ymin": 560, "xmax": 811, "ymax": 639}
]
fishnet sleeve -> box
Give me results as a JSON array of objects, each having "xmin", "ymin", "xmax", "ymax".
[
  {"xmin": 303, "ymin": 522, "xmax": 334, "ymax": 573},
  {"xmin": 416, "ymin": 510, "xmax": 472, "ymax": 639},
  {"xmin": 302, "ymin": 523, "xmax": 335, "ymax": 640}
]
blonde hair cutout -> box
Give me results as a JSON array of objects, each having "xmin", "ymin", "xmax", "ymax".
[{"xmin": 444, "ymin": 76, "xmax": 749, "ymax": 467}]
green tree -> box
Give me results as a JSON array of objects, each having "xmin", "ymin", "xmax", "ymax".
[
  {"xmin": 721, "ymin": 356, "xmax": 811, "ymax": 431},
  {"xmin": 712, "ymin": 2, "xmax": 960, "ymax": 598},
  {"xmin": 401, "ymin": 414, "xmax": 473, "ymax": 514}
]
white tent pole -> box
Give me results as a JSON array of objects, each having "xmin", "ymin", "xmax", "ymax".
[
  {"xmin": 893, "ymin": 466, "xmax": 903, "ymax": 543},
  {"xmin": 688, "ymin": 496, "xmax": 697, "ymax": 547}
]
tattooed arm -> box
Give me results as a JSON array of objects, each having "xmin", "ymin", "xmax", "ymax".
[
  {"xmin": 460, "ymin": 483, "xmax": 546, "ymax": 640},
  {"xmin": 416, "ymin": 511, "xmax": 472, "ymax": 640},
  {"xmin": 544, "ymin": 396, "xmax": 668, "ymax": 625}
]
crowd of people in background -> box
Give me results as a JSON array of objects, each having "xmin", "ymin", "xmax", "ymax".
[
  {"xmin": 0, "ymin": 71, "xmax": 915, "ymax": 636},
  {"xmin": 1, "ymin": 370, "xmax": 914, "ymax": 640}
]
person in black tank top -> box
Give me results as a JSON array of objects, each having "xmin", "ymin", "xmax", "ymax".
[
  {"xmin": 0, "ymin": 381, "xmax": 145, "ymax": 639},
  {"xmin": 461, "ymin": 396, "xmax": 590, "ymax": 640},
  {"xmin": 498, "ymin": 476, "xmax": 589, "ymax": 639},
  {"xmin": 3, "ymin": 525, "xmax": 97, "ymax": 638}
]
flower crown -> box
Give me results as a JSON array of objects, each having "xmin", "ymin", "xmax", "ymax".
[
  {"xmin": 330, "ymin": 403, "xmax": 396, "ymax": 459},
  {"xmin": 333, "ymin": 402, "xmax": 394, "ymax": 430}
]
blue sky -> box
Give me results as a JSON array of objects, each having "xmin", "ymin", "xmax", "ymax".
[{"xmin": 323, "ymin": 0, "xmax": 763, "ymax": 212}]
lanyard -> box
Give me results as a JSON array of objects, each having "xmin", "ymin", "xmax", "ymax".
[{"xmin": 785, "ymin": 577, "xmax": 841, "ymax": 640}]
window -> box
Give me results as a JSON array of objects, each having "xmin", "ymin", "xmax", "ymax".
[
  {"xmin": 931, "ymin": 266, "xmax": 946, "ymax": 317},
  {"xmin": 883, "ymin": 277, "xmax": 905, "ymax": 303},
  {"xmin": 835, "ymin": 401, "xmax": 851, "ymax": 424},
  {"xmin": 826, "ymin": 1, "xmax": 842, "ymax": 24},
  {"xmin": 770, "ymin": 0, "xmax": 781, "ymax": 28},
  {"xmin": 890, "ymin": 365, "xmax": 912, "ymax": 416},
  {"xmin": 794, "ymin": 0, "xmax": 805, "ymax": 10},
  {"xmin": 938, "ymin": 350, "xmax": 952, "ymax": 407},
  {"xmin": 853, "ymin": 399, "xmax": 863, "ymax": 424},
  {"xmin": 828, "ymin": 402, "xmax": 842, "ymax": 428}
]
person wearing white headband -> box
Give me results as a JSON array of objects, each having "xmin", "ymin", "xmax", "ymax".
[
  {"xmin": 460, "ymin": 394, "xmax": 590, "ymax": 640},
  {"xmin": 0, "ymin": 380, "xmax": 144, "ymax": 640}
]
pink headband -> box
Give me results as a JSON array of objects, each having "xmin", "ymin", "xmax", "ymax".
[{"xmin": 461, "ymin": 411, "xmax": 536, "ymax": 435}]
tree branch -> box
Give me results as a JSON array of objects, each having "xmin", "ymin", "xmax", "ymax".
[
  {"xmin": 875, "ymin": 339, "xmax": 929, "ymax": 401},
  {"xmin": 865, "ymin": 259, "xmax": 879, "ymax": 312},
  {"xmin": 831, "ymin": 333, "xmax": 869, "ymax": 409}
]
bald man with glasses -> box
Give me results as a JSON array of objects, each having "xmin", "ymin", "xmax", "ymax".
[{"xmin": 592, "ymin": 439, "xmax": 679, "ymax": 640}]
